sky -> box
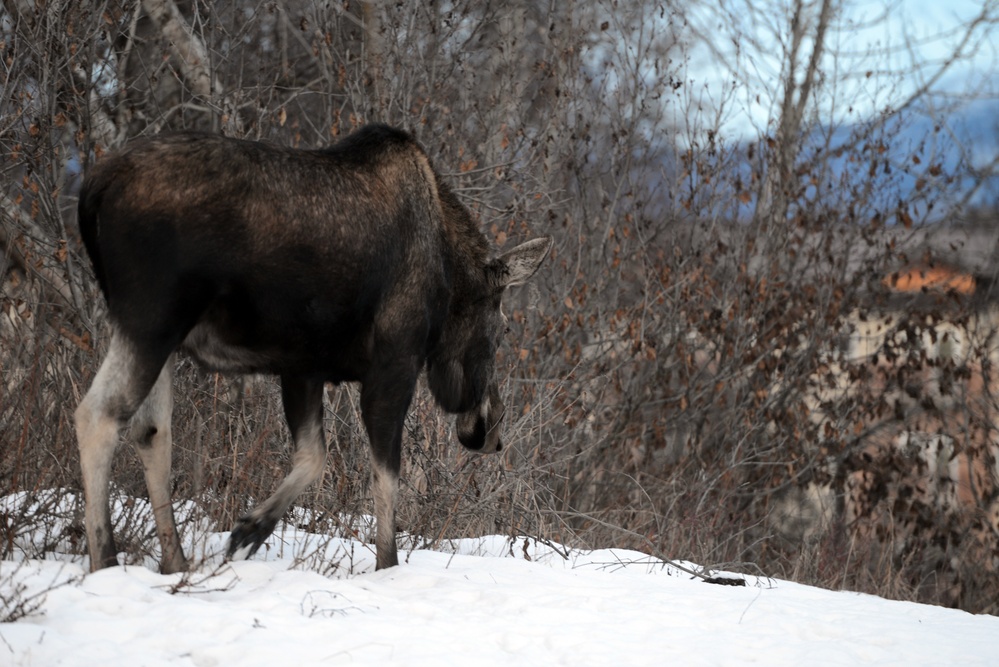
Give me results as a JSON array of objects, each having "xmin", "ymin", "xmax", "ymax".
[
  {"xmin": 2, "ymin": 492, "xmax": 998, "ymax": 666},
  {"xmin": 682, "ymin": 0, "xmax": 998, "ymax": 140}
]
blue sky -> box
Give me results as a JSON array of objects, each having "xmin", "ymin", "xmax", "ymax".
[{"xmin": 683, "ymin": 0, "xmax": 998, "ymax": 140}]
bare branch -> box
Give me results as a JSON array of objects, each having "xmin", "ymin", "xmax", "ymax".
[
  {"xmin": 140, "ymin": 0, "xmax": 217, "ymax": 99},
  {"xmin": 0, "ymin": 195, "xmax": 77, "ymax": 312}
]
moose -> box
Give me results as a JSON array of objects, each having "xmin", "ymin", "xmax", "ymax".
[{"xmin": 75, "ymin": 124, "xmax": 552, "ymax": 573}]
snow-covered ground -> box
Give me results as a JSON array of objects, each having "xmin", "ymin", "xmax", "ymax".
[{"xmin": 2, "ymin": 492, "xmax": 998, "ymax": 666}]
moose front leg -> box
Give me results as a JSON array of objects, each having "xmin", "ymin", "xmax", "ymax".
[
  {"xmin": 227, "ymin": 376, "xmax": 326, "ymax": 560},
  {"xmin": 370, "ymin": 454, "xmax": 401, "ymax": 569},
  {"xmin": 360, "ymin": 363, "xmax": 417, "ymax": 570}
]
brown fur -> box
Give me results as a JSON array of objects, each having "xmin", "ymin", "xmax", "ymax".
[{"xmin": 75, "ymin": 124, "xmax": 552, "ymax": 572}]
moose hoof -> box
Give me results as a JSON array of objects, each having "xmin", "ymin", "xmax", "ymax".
[{"xmin": 225, "ymin": 514, "xmax": 278, "ymax": 561}]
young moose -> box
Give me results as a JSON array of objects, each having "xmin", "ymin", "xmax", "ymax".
[{"xmin": 75, "ymin": 124, "xmax": 551, "ymax": 573}]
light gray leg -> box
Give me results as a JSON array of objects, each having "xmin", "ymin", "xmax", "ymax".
[
  {"xmin": 76, "ymin": 333, "xmax": 141, "ymax": 571},
  {"xmin": 371, "ymin": 457, "xmax": 400, "ymax": 569},
  {"xmin": 128, "ymin": 355, "xmax": 187, "ymax": 574}
]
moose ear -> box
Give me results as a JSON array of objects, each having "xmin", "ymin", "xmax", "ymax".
[{"xmin": 488, "ymin": 236, "xmax": 553, "ymax": 290}]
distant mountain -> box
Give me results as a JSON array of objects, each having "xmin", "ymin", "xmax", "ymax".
[{"xmin": 813, "ymin": 97, "xmax": 999, "ymax": 215}]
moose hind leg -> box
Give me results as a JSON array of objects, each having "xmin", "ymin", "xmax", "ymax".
[
  {"xmin": 76, "ymin": 333, "xmax": 167, "ymax": 571},
  {"xmin": 227, "ymin": 376, "xmax": 326, "ymax": 561},
  {"xmin": 128, "ymin": 355, "xmax": 187, "ymax": 574}
]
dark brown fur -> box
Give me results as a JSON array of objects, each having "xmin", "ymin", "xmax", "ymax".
[{"xmin": 75, "ymin": 124, "xmax": 551, "ymax": 572}]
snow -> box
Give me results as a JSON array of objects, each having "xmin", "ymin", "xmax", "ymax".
[{"xmin": 2, "ymin": 494, "xmax": 998, "ymax": 666}]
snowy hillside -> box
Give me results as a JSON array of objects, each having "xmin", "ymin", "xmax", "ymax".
[{"xmin": 2, "ymin": 493, "xmax": 997, "ymax": 666}]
